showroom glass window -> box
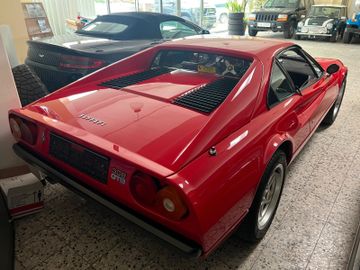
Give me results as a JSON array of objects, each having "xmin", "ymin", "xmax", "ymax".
[{"xmin": 159, "ymin": 20, "xmax": 200, "ymax": 39}]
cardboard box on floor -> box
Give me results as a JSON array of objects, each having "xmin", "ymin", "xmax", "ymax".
[
  {"xmin": 0, "ymin": 174, "xmax": 44, "ymax": 218},
  {"xmin": 0, "ymin": 26, "xmax": 44, "ymax": 218}
]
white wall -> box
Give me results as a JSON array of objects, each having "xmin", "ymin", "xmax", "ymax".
[{"xmin": 0, "ymin": 35, "xmax": 24, "ymax": 171}]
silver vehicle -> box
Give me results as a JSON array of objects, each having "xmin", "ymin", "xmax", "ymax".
[{"xmin": 295, "ymin": 5, "xmax": 347, "ymax": 42}]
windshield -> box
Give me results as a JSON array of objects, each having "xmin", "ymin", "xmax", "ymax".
[
  {"xmin": 264, "ymin": 0, "xmax": 298, "ymax": 8},
  {"xmin": 308, "ymin": 6, "xmax": 342, "ymax": 18},
  {"xmin": 152, "ymin": 50, "xmax": 252, "ymax": 79}
]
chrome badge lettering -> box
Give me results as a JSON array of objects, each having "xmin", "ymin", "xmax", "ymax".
[
  {"xmin": 79, "ymin": 114, "xmax": 106, "ymax": 126},
  {"xmin": 111, "ymin": 168, "xmax": 127, "ymax": 184}
]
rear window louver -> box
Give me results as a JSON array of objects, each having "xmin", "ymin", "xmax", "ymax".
[
  {"xmin": 172, "ymin": 77, "xmax": 239, "ymax": 114},
  {"xmin": 100, "ymin": 67, "xmax": 171, "ymax": 89}
]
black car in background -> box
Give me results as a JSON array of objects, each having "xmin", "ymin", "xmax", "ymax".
[
  {"xmin": 295, "ymin": 5, "xmax": 347, "ymax": 42},
  {"xmin": 248, "ymin": 0, "xmax": 313, "ymax": 38},
  {"xmin": 26, "ymin": 12, "xmax": 209, "ymax": 92}
]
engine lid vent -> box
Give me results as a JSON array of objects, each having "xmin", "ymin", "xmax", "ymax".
[
  {"xmin": 100, "ymin": 67, "xmax": 171, "ymax": 89},
  {"xmin": 172, "ymin": 77, "xmax": 239, "ymax": 114}
]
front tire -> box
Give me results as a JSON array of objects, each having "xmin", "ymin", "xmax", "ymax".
[
  {"xmin": 248, "ymin": 28, "xmax": 258, "ymax": 37},
  {"xmin": 329, "ymin": 30, "xmax": 339, "ymax": 42},
  {"xmin": 322, "ymin": 78, "xmax": 346, "ymax": 126},
  {"xmin": 239, "ymin": 150, "xmax": 287, "ymax": 242}
]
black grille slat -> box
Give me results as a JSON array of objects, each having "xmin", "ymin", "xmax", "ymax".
[
  {"xmin": 256, "ymin": 13, "xmax": 278, "ymax": 22},
  {"xmin": 186, "ymin": 88, "xmax": 226, "ymax": 99},
  {"xmin": 183, "ymin": 94, "xmax": 222, "ymax": 106},
  {"xmin": 49, "ymin": 133, "xmax": 110, "ymax": 183},
  {"xmin": 177, "ymin": 96, "xmax": 220, "ymax": 108},
  {"xmin": 172, "ymin": 77, "xmax": 239, "ymax": 114},
  {"xmin": 101, "ymin": 68, "xmax": 171, "ymax": 89}
]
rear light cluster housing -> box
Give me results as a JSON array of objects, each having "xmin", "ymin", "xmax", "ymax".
[
  {"xmin": 130, "ymin": 171, "xmax": 188, "ymax": 221},
  {"xmin": 9, "ymin": 115, "xmax": 38, "ymax": 145},
  {"xmin": 59, "ymin": 55, "xmax": 105, "ymax": 70}
]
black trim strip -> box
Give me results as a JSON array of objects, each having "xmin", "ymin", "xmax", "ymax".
[
  {"xmin": 100, "ymin": 67, "xmax": 171, "ymax": 89},
  {"xmin": 13, "ymin": 143, "xmax": 202, "ymax": 256}
]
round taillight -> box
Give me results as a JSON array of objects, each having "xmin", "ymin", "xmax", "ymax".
[
  {"xmin": 130, "ymin": 172, "xmax": 158, "ymax": 205},
  {"xmin": 9, "ymin": 117, "xmax": 22, "ymax": 140},
  {"xmin": 156, "ymin": 186, "xmax": 187, "ymax": 220}
]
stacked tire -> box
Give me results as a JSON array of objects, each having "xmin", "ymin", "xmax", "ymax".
[
  {"xmin": 12, "ymin": 64, "xmax": 48, "ymax": 107},
  {"xmin": 228, "ymin": 12, "xmax": 245, "ymax": 36}
]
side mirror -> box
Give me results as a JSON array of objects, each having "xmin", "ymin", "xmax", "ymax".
[
  {"xmin": 201, "ymin": 29, "xmax": 210, "ymax": 34},
  {"xmin": 326, "ymin": 64, "xmax": 340, "ymax": 75},
  {"xmin": 301, "ymin": 14, "xmax": 306, "ymax": 19}
]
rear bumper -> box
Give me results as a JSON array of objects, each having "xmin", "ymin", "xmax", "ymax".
[
  {"xmin": 248, "ymin": 20, "xmax": 287, "ymax": 32},
  {"xmin": 25, "ymin": 59, "xmax": 86, "ymax": 92},
  {"xmin": 13, "ymin": 143, "xmax": 202, "ymax": 256}
]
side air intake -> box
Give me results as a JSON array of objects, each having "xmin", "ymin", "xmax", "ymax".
[
  {"xmin": 172, "ymin": 77, "xmax": 239, "ymax": 114},
  {"xmin": 100, "ymin": 67, "xmax": 170, "ymax": 89}
]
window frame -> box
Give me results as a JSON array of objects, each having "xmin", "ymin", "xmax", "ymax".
[
  {"xmin": 277, "ymin": 46, "xmax": 324, "ymax": 90},
  {"xmin": 267, "ymin": 59, "xmax": 298, "ymax": 108},
  {"xmin": 267, "ymin": 45, "xmax": 324, "ymax": 109}
]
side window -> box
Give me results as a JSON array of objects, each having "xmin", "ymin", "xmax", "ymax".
[
  {"xmin": 278, "ymin": 49, "xmax": 319, "ymax": 90},
  {"xmin": 268, "ymin": 62, "xmax": 294, "ymax": 107},
  {"xmin": 302, "ymin": 50, "xmax": 323, "ymax": 77},
  {"xmin": 160, "ymin": 21, "xmax": 199, "ymax": 40}
]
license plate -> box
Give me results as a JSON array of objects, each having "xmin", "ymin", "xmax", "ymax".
[
  {"xmin": 198, "ymin": 65, "xmax": 216, "ymax": 74},
  {"xmin": 257, "ymin": 22, "xmax": 271, "ymax": 28},
  {"xmin": 49, "ymin": 133, "xmax": 110, "ymax": 183}
]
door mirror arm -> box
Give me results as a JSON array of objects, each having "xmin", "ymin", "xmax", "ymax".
[{"xmin": 295, "ymin": 88, "xmax": 303, "ymax": 96}]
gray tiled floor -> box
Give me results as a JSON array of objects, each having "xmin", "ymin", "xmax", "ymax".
[{"xmin": 14, "ymin": 37, "xmax": 360, "ymax": 270}]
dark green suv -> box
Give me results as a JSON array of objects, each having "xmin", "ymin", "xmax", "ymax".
[{"xmin": 248, "ymin": 0, "xmax": 314, "ymax": 38}]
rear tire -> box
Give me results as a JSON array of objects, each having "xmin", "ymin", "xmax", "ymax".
[
  {"xmin": 329, "ymin": 30, "xmax": 338, "ymax": 42},
  {"xmin": 343, "ymin": 30, "xmax": 352, "ymax": 43},
  {"xmin": 322, "ymin": 78, "xmax": 346, "ymax": 126},
  {"xmin": 219, "ymin": 13, "xmax": 228, "ymax": 24},
  {"xmin": 239, "ymin": 150, "xmax": 286, "ymax": 242},
  {"xmin": 294, "ymin": 34, "xmax": 301, "ymax": 40},
  {"xmin": 284, "ymin": 20, "xmax": 296, "ymax": 39},
  {"xmin": 248, "ymin": 28, "xmax": 258, "ymax": 37},
  {"xmin": 12, "ymin": 64, "xmax": 48, "ymax": 106}
]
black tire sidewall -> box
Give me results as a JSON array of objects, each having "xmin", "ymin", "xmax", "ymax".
[
  {"xmin": 12, "ymin": 64, "xmax": 48, "ymax": 106},
  {"xmin": 284, "ymin": 20, "xmax": 296, "ymax": 39},
  {"xmin": 322, "ymin": 78, "xmax": 346, "ymax": 125},
  {"xmin": 240, "ymin": 150, "xmax": 287, "ymax": 241}
]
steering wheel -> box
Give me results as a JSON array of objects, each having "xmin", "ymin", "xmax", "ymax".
[{"xmin": 221, "ymin": 60, "xmax": 237, "ymax": 76}]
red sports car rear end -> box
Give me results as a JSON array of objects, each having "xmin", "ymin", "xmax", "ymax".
[{"xmin": 9, "ymin": 37, "xmax": 347, "ymax": 256}]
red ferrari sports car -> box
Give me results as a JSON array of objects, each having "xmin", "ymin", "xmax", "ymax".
[{"xmin": 9, "ymin": 36, "xmax": 347, "ymax": 256}]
